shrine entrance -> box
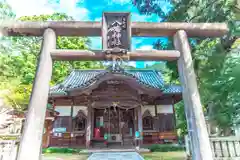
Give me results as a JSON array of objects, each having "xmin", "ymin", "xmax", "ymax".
[{"xmin": 93, "ymin": 107, "xmax": 135, "ymax": 147}]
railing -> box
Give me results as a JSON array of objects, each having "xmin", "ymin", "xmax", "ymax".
[
  {"xmin": 185, "ymin": 136, "xmax": 240, "ymax": 159},
  {"xmin": 0, "ymin": 140, "xmax": 18, "ymax": 160},
  {"xmin": 210, "ymin": 137, "xmax": 240, "ymax": 160}
]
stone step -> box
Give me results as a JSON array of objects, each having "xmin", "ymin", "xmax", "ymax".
[
  {"xmin": 123, "ymin": 139, "xmax": 133, "ymax": 141},
  {"xmin": 87, "ymin": 152, "xmax": 145, "ymax": 160}
]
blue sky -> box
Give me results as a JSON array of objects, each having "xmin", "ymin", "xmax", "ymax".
[{"xmin": 6, "ymin": 0, "xmax": 171, "ymax": 67}]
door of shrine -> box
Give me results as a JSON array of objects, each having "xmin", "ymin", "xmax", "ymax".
[{"xmin": 94, "ymin": 107, "xmax": 135, "ymax": 146}]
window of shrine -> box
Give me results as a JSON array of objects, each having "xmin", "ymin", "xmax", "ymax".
[{"xmin": 53, "ymin": 117, "xmax": 69, "ymax": 129}]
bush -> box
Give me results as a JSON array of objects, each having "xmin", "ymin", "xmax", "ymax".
[
  {"xmin": 42, "ymin": 147, "xmax": 81, "ymax": 154},
  {"xmin": 147, "ymin": 144, "xmax": 185, "ymax": 152}
]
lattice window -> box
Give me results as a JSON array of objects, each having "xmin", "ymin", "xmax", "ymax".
[
  {"xmin": 158, "ymin": 114, "xmax": 175, "ymax": 132},
  {"xmin": 53, "ymin": 117, "xmax": 69, "ymax": 129},
  {"xmin": 53, "ymin": 117, "xmax": 62, "ymax": 128}
]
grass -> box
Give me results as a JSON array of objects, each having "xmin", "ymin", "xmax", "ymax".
[
  {"xmin": 43, "ymin": 152, "xmax": 186, "ymax": 160},
  {"xmin": 141, "ymin": 152, "xmax": 186, "ymax": 160},
  {"xmin": 146, "ymin": 144, "xmax": 185, "ymax": 152},
  {"xmin": 42, "ymin": 147, "xmax": 81, "ymax": 154},
  {"xmin": 43, "ymin": 153, "xmax": 88, "ymax": 160}
]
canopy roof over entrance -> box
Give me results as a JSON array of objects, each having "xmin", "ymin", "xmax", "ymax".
[{"xmin": 49, "ymin": 66, "xmax": 182, "ymax": 97}]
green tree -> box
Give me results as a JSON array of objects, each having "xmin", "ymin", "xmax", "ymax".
[
  {"xmin": 0, "ymin": 0, "xmax": 15, "ymax": 20},
  {"xmin": 0, "ymin": 0, "xmax": 16, "ymax": 54},
  {"xmin": 133, "ymin": 0, "xmax": 240, "ymax": 135},
  {"xmin": 0, "ymin": 12, "xmax": 103, "ymax": 110}
]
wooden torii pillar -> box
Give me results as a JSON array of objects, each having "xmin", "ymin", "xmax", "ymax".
[{"xmin": 0, "ymin": 12, "xmax": 228, "ymax": 160}]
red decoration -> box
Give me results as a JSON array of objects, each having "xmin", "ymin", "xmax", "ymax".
[{"xmin": 94, "ymin": 128, "xmax": 101, "ymax": 138}]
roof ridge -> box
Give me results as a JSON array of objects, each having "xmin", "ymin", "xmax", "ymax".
[
  {"xmin": 126, "ymin": 69, "xmax": 157, "ymax": 72},
  {"xmin": 68, "ymin": 69, "xmax": 162, "ymax": 90},
  {"xmin": 72, "ymin": 69, "xmax": 106, "ymax": 71},
  {"xmin": 71, "ymin": 68, "xmax": 160, "ymax": 72}
]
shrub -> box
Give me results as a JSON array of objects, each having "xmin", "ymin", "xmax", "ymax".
[
  {"xmin": 147, "ymin": 144, "xmax": 185, "ymax": 152},
  {"xmin": 42, "ymin": 147, "xmax": 81, "ymax": 154}
]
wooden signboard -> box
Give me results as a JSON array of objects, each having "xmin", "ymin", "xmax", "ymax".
[
  {"xmin": 143, "ymin": 132, "xmax": 158, "ymax": 136},
  {"xmin": 102, "ymin": 12, "xmax": 131, "ymax": 51},
  {"xmin": 53, "ymin": 128, "xmax": 66, "ymax": 133},
  {"xmin": 63, "ymin": 132, "xmax": 71, "ymax": 139}
]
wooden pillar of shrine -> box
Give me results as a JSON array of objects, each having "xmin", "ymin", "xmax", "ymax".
[
  {"xmin": 171, "ymin": 99, "xmax": 177, "ymax": 131},
  {"xmin": 86, "ymin": 105, "xmax": 92, "ymax": 148},
  {"xmin": 174, "ymin": 30, "xmax": 213, "ymax": 160},
  {"xmin": 91, "ymin": 106, "xmax": 94, "ymax": 140},
  {"xmin": 137, "ymin": 105, "xmax": 143, "ymax": 145},
  {"xmin": 17, "ymin": 28, "xmax": 56, "ymax": 160},
  {"xmin": 134, "ymin": 107, "xmax": 138, "ymax": 137},
  {"xmin": 70, "ymin": 99, "xmax": 74, "ymax": 147}
]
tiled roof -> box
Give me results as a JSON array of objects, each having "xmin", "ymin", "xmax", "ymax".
[
  {"xmin": 163, "ymin": 85, "xmax": 182, "ymax": 93},
  {"xmin": 49, "ymin": 67, "xmax": 182, "ymax": 95}
]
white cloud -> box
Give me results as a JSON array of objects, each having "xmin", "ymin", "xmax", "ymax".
[
  {"xmin": 6, "ymin": 0, "xmax": 90, "ymax": 20},
  {"xmin": 105, "ymin": 0, "xmax": 131, "ymax": 5},
  {"xmin": 128, "ymin": 61, "xmax": 136, "ymax": 67},
  {"xmin": 6, "ymin": 0, "xmax": 54, "ymax": 17},
  {"xmin": 131, "ymin": 38, "xmax": 143, "ymax": 50},
  {"xmin": 94, "ymin": 17, "xmax": 102, "ymax": 21},
  {"xmin": 59, "ymin": 0, "xmax": 76, "ymax": 10},
  {"xmin": 72, "ymin": 7, "xmax": 89, "ymax": 20},
  {"xmin": 137, "ymin": 45, "xmax": 153, "ymax": 50},
  {"xmin": 57, "ymin": 0, "xmax": 90, "ymax": 20},
  {"xmin": 131, "ymin": 12, "xmax": 160, "ymax": 22},
  {"xmin": 131, "ymin": 13, "xmax": 148, "ymax": 22}
]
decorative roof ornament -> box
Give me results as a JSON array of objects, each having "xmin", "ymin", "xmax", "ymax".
[{"xmin": 112, "ymin": 56, "xmax": 124, "ymax": 71}]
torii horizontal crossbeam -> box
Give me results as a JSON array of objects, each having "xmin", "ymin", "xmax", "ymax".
[
  {"xmin": 50, "ymin": 49, "xmax": 180, "ymax": 61},
  {"xmin": 1, "ymin": 21, "xmax": 228, "ymax": 37}
]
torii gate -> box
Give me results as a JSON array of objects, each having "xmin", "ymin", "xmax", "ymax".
[{"xmin": 1, "ymin": 12, "xmax": 228, "ymax": 160}]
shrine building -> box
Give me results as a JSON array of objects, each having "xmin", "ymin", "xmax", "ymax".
[{"xmin": 45, "ymin": 65, "xmax": 182, "ymax": 148}]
